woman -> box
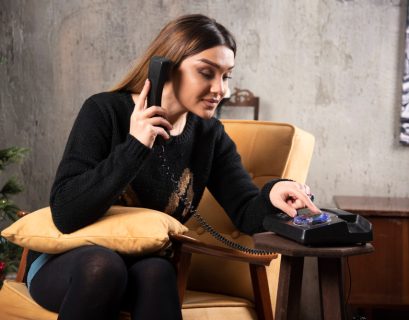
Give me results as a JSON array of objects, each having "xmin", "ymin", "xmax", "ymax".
[{"xmin": 26, "ymin": 14, "xmax": 319, "ymax": 320}]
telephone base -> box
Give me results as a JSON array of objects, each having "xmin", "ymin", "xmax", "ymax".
[{"xmin": 262, "ymin": 208, "xmax": 373, "ymax": 246}]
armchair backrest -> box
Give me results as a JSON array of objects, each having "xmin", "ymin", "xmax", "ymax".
[{"xmin": 185, "ymin": 120, "xmax": 315, "ymax": 302}]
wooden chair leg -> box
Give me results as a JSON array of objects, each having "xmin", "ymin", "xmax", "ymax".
[{"xmin": 250, "ymin": 263, "xmax": 274, "ymax": 320}]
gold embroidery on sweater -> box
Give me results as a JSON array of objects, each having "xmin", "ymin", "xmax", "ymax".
[
  {"xmin": 121, "ymin": 185, "xmax": 142, "ymax": 207},
  {"xmin": 165, "ymin": 168, "xmax": 194, "ymax": 217}
]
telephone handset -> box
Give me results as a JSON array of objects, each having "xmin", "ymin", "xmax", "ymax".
[
  {"xmin": 147, "ymin": 56, "xmax": 273, "ymax": 255},
  {"xmin": 147, "ymin": 56, "xmax": 173, "ymax": 107}
]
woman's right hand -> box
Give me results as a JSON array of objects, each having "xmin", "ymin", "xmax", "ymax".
[{"xmin": 129, "ymin": 79, "xmax": 173, "ymax": 148}]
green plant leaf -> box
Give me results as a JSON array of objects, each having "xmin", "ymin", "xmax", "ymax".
[
  {"xmin": 1, "ymin": 177, "xmax": 24, "ymax": 195},
  {"xmin": 0, "ymin": 147, "xmax": 29, "ymax": 171}
]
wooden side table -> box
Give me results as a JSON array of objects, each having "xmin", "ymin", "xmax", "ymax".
[
  {"xmin": 334, "ymin": 196, "xmax": 409, "ymax": 316},
  {"xmin": 253, "ymin": 232, "xmax": 374, "ymax": 320}
]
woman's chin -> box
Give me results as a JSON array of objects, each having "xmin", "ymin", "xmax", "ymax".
[
  {"xmin": 192, "ymin": 108, "xmax": 216, "ymax": 120},
  {"xmin": 202, "ymin": 110, "xmax": 216, "ymax": 120}
]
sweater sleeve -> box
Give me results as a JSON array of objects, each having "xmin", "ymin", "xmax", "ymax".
[
  {"xmin": 206, "ymin": 126, "xmax": 285, "ymax": 235},
  {"xmin": 50, "ymin": 97, "xmax": 151, "ymax": 233}
]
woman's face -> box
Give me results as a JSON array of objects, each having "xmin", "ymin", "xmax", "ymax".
[{"xmin": 172, "ymin": 45, "xmax": 235, "ymax": 119}]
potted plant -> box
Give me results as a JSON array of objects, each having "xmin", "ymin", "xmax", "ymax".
[{"xmin": 0, "ymin": 147, "xmax": 28, "ymax": 287}]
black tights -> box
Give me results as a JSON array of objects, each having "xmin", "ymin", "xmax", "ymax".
[{"xmin": 29, "ymin": 246, "xmax": 182, "ymax": 320}]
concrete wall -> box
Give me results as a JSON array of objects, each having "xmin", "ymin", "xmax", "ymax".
[{"xmin": 1, "ymin": 0, "xmax": 408, "ymax": 211}]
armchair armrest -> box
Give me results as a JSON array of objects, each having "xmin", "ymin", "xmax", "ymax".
[{"xmin": 170, "ymin": 233, "xmax": 277, "ymax": 266}]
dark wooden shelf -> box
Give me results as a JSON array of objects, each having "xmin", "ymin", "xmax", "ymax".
[
  {"xmin": 334, "ymin": 196, "xmax": 409, "ymax": 319},
  {"xmin": 334, "ymin": 195, "xmax": 409, "ymax": 217}
]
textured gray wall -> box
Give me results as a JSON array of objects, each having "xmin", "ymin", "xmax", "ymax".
[{"xmin": 1, "ymin": 0, "xmax": 408, "ymax": 213}]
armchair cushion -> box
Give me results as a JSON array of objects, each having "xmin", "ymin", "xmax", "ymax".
[
  {"xmin": 0, "ymin": 280, "xmax": 57, "ymax": 320},
  {"xmin": 0, "ymin": 281, "xmax": 256, "ymax": 320},
  {"xmin": 1, "ymin": 206, "xmax": 188, "ymax": 255}
]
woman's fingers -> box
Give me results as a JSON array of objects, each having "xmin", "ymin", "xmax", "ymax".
[
  {"xmin": 274, "ymin": 201, "xmax": 298, "ymax": 217},
  {"xmin": 305, "ymin": 185, "xmax": 312, "ymax": 197},
  {"xmin": 289, "ymin": 188, "xmax": 320, "ymax": 213},
  {"xmin": 296, "ymin": 182, "xmax": 312, "ymax": 198},
  {"xmin": 142, "ymin": 106, "xmax": 168, "ymax": 119},
  {"xmin": 287, "ymin": 197, "xmax": 305, "ymax": 210},
  {"xmin": 147, "ymin": 114, "xmax": 173, "ymax": 132},
  {"xmin": 135, "ymin": 79, "xmax": 151, "ymax": 111},
  {"xmin": 151, "ymin": 125, "xmax": 171, "ymax": 141},
  {"xmin": 129, "ymin": 85, "xmax": 173, "ymax": 148},
  {"xmin": 269, "ymin": 181, "xmax": 321, "ymax": 217},
  {"xmin": 138, "ymin": 107, "xmax": 173, "ymax": 131}
]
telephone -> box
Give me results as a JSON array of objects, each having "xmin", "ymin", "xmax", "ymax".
[{"xmin": 262, "ymin": 208, "xmax": 373, "ymax": 246}]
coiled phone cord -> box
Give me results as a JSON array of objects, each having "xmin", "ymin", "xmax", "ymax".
[
  {"xmin": 191, "ymin": 211, "xmax": 274, "ymax": 255},
  {"xmin": 159, "ymin": 145, "xmax": 275, "ymax": 256}
]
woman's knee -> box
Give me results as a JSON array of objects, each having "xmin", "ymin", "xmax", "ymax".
[
  {"xmin": 29, "ymin": 246, "xmax": 128, "ymax": 313},
  {"xmin": 73, "ymin": 246, "xmax": 128, "ymax": 288},
  {"xmin": 127, "ymin": 257, "xmax": 181, "ymax": 319},
  {"xmin": 129, "ymin": 257, "xmax": 177, "ymax": 285}
]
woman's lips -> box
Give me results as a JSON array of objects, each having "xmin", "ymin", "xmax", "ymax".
[{"xmin": 202, "ymin": 99, "xmax": 220, "ymax": 108}]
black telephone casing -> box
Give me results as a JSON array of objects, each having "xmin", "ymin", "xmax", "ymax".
[
  {"xmin": 147, "ymin": 56, "xmax": 173, "ymax": 107},
  {"xmin": 262, "ymin": 208, "xmax": 373, "ymax": 246}
]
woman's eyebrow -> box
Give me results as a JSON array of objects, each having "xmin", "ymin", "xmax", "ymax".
[{"xmin": 198, "ymin": 58, "xmax": 234, "ymax": 70}]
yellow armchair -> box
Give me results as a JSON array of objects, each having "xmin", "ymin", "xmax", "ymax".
[
  {"xmin": 0, "ymin": 120, "xmax": 315, "ymax": 320},
  {"xmin": 181, "ymin": 120, "xmax": 315, "ymax": 320}
]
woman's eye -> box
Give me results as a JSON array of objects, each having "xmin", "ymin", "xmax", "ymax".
[
  {"xmin": 199, "ymin": 70, "xmax": 214, "ymax": 79},
  {"xmin": 198, "ymin": 69, "xmax": 232, "ymax": 81}
]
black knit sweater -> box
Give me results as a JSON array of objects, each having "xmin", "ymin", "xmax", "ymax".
[{"xmin": 25, "ymin": 91, "xmax": 282, "ymax": 280}]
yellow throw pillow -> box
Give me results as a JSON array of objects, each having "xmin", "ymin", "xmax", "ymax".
[{"xmin": 1, "ymin": 206, "xmax": 188, "ymax": 255}]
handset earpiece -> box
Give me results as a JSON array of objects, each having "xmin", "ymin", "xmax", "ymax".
[{"xmin": 147, "ymin": 56, "xmax": 173, "ymax": 107}]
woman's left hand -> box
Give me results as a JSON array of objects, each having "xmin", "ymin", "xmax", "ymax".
[{"xmin": 269, "ymin": 181, "xmax": 320, "ymax": 217}]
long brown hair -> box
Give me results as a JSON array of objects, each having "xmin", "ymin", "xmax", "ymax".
[{"xmin": 110, "ymin": 14, "xmax": 236, "ymax": 93}]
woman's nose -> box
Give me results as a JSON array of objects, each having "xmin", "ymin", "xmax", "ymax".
[{"xmin": 210, "ymin": 77, "xmax": 225, "ymax": 97}]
